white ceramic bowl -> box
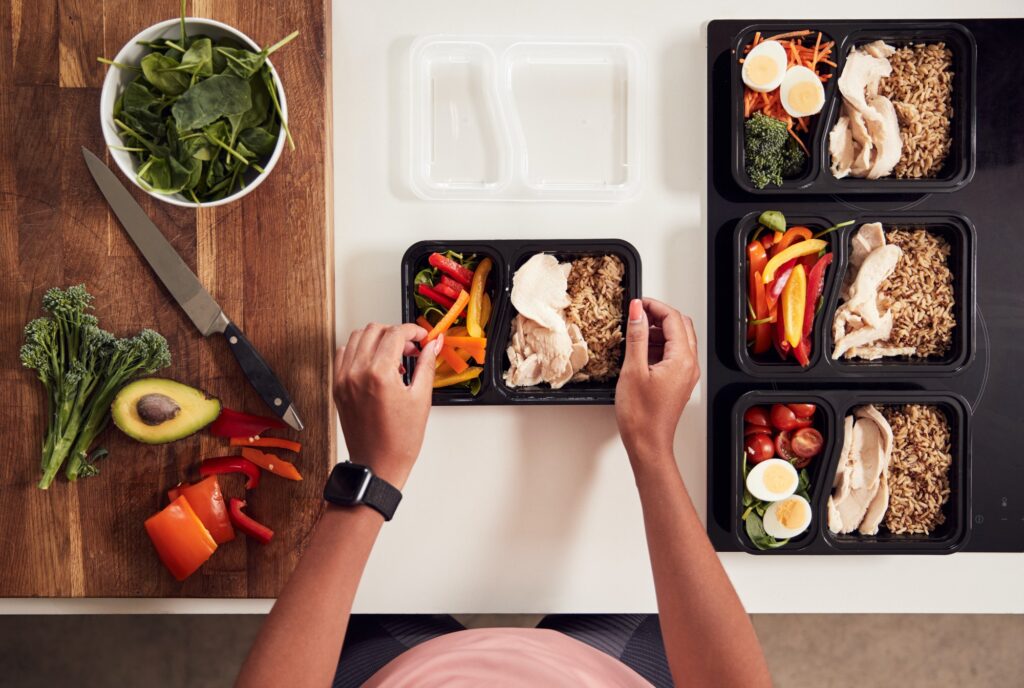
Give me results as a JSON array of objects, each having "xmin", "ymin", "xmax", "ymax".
[{"xmin": 99, "ymin": 17, "xmax": 289, "ymax": 208}]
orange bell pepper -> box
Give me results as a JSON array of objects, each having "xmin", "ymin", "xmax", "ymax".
[
  {"xmin": 781, "ymin": 263, "xmax": 807, "ymax": 349},
  {"xmin": 762, "ymin": 239, "xmax": 826, "ymax": 283},
  {"xmin": 144, "ymin": 496, "xmax": 217, "ymax": 582},
  {"xmin": 439, "ymin": 344, "xmax": 469, "ymax": 374},
  {"xmin": 747, "ymin": 240, "xmax": 767, "ymax": 279},
  {"xmin": 773, "ymin": 226, "xmax": 813, "ymax": 254},
  {"xmin": 466, "ymin": 257, "xmax": 493, "ymax": 338},
  {"xmin": 444, "ymin": 336, "xmax": 487, "ymax": 349},
  {"xmin": 240, "ymin": 447, "xmax": 303, "ymax": 481},
  {"xmin": 176, "ymin": 476, "xmax": 235, "ymax": 544},
  {"xmin": 751, "ymin": 270, "xmax": 772, "ymax": 354},
  {"xmin": 424, "ymin": 290, "xmax": 470, "ymax": 344},
  {"xmin": 229, "ymin": 436, "xmax": 302, "ymax": 453}
]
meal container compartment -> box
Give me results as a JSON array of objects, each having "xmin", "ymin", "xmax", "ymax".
[
  {"xmin": 401, "ymin": 241, "xmax": 507, "ymax": 405},
  {"xmin": 402, "ymin": 239, "xmax": 641, "ymax": 405},
  {"xmin": 732, "ymin": 391, "xmax": 838, "ymax": 554},
  {"xmin": 824, "ymin": 213, "xmax": 975, "ymax": 376},
  {"xmin": 734, "ymin": 212, "xmax": 844, "ymax": 377},
  {"xmin": 729, "ymin": 21, "xmax": 976, "ymax": 194},
  {"xmin": 410, "ymin": 35, "xmax": 644, "ymax": 202},
  {"xmin": 821, "ymin": 391, "xmax": 971, "ymax": 554},
  {"xmin": 729, "ymin": 24, "xmax": 839, "ymax": 194}
]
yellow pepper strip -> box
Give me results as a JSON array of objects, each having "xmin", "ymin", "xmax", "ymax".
[
  {"xmin": 438, "ymin": 344, "xmax": 469, "ymax": 374},
  {"xmin": 781, "ymin": 263, "xmax": 806, "ymax": 349},
  {"xmin": 425, "ymin": 289, "xmax": 470, "ymax": 344},
  {"xmin": 466, "ymin": 258, "xmax": 493, "ymax": 338},
  {"xmin": 480, "ymin": 293, "xmax": 492, "ymax": 328},
  {"xmin": 762, "ymin": 239, "xmax": 827, "ymax": 284},
  {"xmin": 433, "ymin": 366, "xmax": 483, "ymax": 388}
]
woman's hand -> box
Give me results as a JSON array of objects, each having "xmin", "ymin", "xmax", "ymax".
[
  {"xmin": 333, "ymin": 324, "xmax": 442, "ymax": 489},
  {"xmin": 615, "ymin": 298, "xmax": 700, "ymax": 468}
]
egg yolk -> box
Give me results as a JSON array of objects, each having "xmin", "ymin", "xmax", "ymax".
[
  {"xmin": 775, "ymin": 498, "xmax": 807, "ymax": 529},
  {"xmin": 763, "ymin": 464, "xmax": 793, "ymax": 494},
  {"xmin": 787, "ymin": 80, "xmax": 822, "ymax": 113},
  {"xmin": 746, "ymin": 55, "xmax": 779, "ymax": 86}
]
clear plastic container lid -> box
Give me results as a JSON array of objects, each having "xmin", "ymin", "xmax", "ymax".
[{"xmin": 409, "ymin": 35, "xmax": 645, "ymax": 202}]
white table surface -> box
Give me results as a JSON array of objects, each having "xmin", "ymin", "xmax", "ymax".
[{"xmin": 4, "ymin": 1, "xmax": 1021, "ymax": 615}]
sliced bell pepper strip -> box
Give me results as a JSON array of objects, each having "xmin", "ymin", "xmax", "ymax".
[
  {"xmin": 765, "ymin": 259, "xmax": 797, "ymax": 310},
  {"xmin": 760, "ymin": 234, "xmax": 775, "ymax": 250},
  {"xmin": 431, "ymin": 280, "xmax": 461, "ymax": 301},
  {"xmin": 802, "ymin": 253, "xmax": 833, "ymax": 337},
  {"xmin": 229, "ymin": 436, "xmax": 302, "ymax": 453},
  {"xmin": 199, "ymin": 456, "xmax": 262, "ymax": 489},
  {"xmin": 781, "ymin": 263, "xmax": 807, "ymax": 349},
  {"xmin": 177, "ymin": 476, "xmax": 235, "ymax": 544},
  {"xmin": 433, "ymin": 366, "xmax": 483, "ymax": 389},
  {"xmin": 428, "ymin": 252, "xmax": 474, "ymax": 287},
  {"xmin": 439, "ymin": 345, "xmax": 469, "ymax": 374},
  {"xmin": 461, "ymin": 346, "xmax": 486, "ymax": 364},
  {"xmin": 167, "ymin": 485, "xmax": 183, "ymax": 503},
  {"xmin": 416, "ymin": 283, "xmax": 456, "ymax": 310},
  {"xmin": 144, "ymin": 496, "xmax": 217, "ymax": 582},
  {"xmin": 424, "ymin": 290, "xmax": 470, "ymax": 345},
  {"xmin": 762, "ymin": 239, "xmax": 827, "ymax": 283},
  {"xmin": 793, "ymin": 337, "xmax": 812, "ymax": 367},
  {"xmin": 773, "ymin": 309, "xmax": 791, "ymax": 359},
  {"xmin": 480, "ymin": 292, "xmax": 492, "ymax": 328},
  {"xmin": 416, "ymin": 315, "xmax": 433, "ymax": 331},
  {"xmin": 747, "ymin": 241, "xmax": 768, "ymax": 280},
  {"xmin": 228, "ymin": 498, "xmax": 274, "ymax": 544},
  {"xmin": 209, "ymin": 408, "xmax": 287, "ymax": 438},
  {"xmin": 751, "ymin": 270, "xmax": 772, "ymax": 354},
  {"xmin": 444, "ymin": 336, "xmax": 487, "ymax": 349},
  {"xmin": 240, "ymin": 447, "xmax": 303, "ymax": 481},
  {"xmin": 773, "ymin": 226, "xmax": 813, "ymax": 254},
  {"xmin": 439, "ymin": 275, "xmax": 464, "ymax": 294},
  {"xmin": 466, "ymin": 257, "xmax": 493, "ymax": 338}
]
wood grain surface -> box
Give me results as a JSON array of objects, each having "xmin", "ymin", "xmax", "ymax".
[{"xmin": 0, "ymin": 0, "xmax": 333, "ymax": 597}]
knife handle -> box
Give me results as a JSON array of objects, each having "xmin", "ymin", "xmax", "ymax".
[{"xmin": 222, "ymin": 322, "xmax": 301, "ymax": 429}]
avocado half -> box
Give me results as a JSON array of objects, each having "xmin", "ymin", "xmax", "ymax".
[{"xmin": 111, "ymin": 378, "xmax": 221, "ymax": 444}]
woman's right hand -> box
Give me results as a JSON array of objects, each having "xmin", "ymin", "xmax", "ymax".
[{"xmin": 614, "ymin": 298, "xmax": 700, "ymax": 469}]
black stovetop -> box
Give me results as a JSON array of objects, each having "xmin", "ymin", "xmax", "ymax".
[{"xmin": 706, "ymin": 19, "xmax": 1024, "ymax": 553}]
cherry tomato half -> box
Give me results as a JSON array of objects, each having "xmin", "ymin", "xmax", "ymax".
[
  {"xmin": 791, "ymin": 427, "xmax": 824, "ymax": 461},
  {"xmin": 775, "ymin": 430, "xmax": 799, "ymax": 464},
  {"xmin": 744, "ymin": 423, "xmax": 772, "ymax": 436},
  {"xmin": 769, "ymin": 404, "xmax": 813, "ymax": 431},
  {"xmin": 743, "ymin": 406, "xmax": 771, "ymax": 427},
  {"xmin": 788, "ymin": 403, "xmax": 817, "ymax": 419},
  {"xmin": 744, "ymin": 434, "xmax": 775, "ymax": 464}
]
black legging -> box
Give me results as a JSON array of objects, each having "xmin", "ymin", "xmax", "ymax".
[{"xmin": 333, "ymin": 614, "xmax": 674, "ymax": 688}]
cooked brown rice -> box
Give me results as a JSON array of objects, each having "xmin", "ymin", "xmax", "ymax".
[
  {"xmin": 566, "ymin": 255, "xmax": 625, "ymax": 381},
  {"xmin": 882, "ymin": 404, "xmax": 952, "ymax": 535},
  {"xmin": 878, "ymin": 43, "xmax": 954, "ymax": 179},
  {"xmin": 878, "ymin": 228, "xmax": 955, "ymax": 357}
]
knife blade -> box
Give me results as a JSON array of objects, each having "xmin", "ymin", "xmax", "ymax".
[{"xmin": 82, "ymin": 147, "xmax": 303, "ymax": 431}]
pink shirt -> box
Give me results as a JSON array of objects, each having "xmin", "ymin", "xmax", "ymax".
[{"xmin": 363, "ymin": 627, "xmax": 653, "ymax": 687}]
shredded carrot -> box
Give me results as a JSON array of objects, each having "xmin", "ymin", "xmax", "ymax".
[{"xmin": 766, "ymin": 29, "xmax": 812, "ymax": 41}]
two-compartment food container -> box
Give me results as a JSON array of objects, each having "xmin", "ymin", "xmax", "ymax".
[
  {"xmin": 401, "ymin": 239, "xmax": 641, "ymax": 404},
  {"xmin": 409, "ymin": 36, "xmax": 644, "ymax": 201},
  {"xmin": 730, "ymin": 22, "xmax": 976, "ymax": 194}
]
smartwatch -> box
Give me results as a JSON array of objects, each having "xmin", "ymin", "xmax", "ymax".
[{"xmin": 323, "ymin": 462, "xmax": 402, "ymax": 521}]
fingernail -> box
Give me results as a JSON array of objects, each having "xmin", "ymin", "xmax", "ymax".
[
  {"xmin": 628, "ymin": 299, "xmax": 644, "ymax": 324},
  {"xmin": 433, "ymin": 334, "xmax": 445, "ymax": 354}
]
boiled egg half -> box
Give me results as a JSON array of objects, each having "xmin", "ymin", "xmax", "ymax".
[
  {"xmin": 780, "ymin": 65, "xmax": 825, "ymax": 118},
  {"xmin": 746, "ymin": 458, "xmax": 799, "ymax": 502},
  {"xmin": 763, "ymin": 495, "xmax": 812, "ymax": 539},
  {"xmin": 742, "ymin": 40, "xmax": 787, "ymax": 93}
]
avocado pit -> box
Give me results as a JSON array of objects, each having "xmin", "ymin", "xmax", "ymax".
[{"xmin": 136, "ymin": 393, "xmax": 181, "ymax": 426}]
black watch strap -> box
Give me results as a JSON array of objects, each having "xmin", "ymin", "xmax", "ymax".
[
  {"xmin": 323, "ymin": 462, "xmax": 403, "ymax": 521},
  {"xmin": 362, "ymin": 474, "xmax": 402, "ymax": 521}
]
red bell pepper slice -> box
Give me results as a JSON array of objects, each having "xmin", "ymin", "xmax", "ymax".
[
  {"xmin": 199, "ymin": 456, "xmax": 262, "ymax": 490},
  {"xmin": 802, "ymin": 253, "xmax": 833, "ymax": 337},
  {"xmin": 766, "ymin": 259, "xmax": 797, "ymax": 310},
  {"xmin": 431, "ymin": 280, "xmax": 461, "ymax": 301},
  {"xmin": 145, "ymin": 496, "xmax": 218, "ymax": 581},
  {"xmin": 175, "ymin": 476, "xmax": 235, "ymax": 544},
  {"xmin": 793, "ymin": 337, "xmax": 812, "ymax": 367},
  {"xmin": 773, "ymin": 307, "xmax": 791, "ymax": 360},
  {"xmin": 229, "ymin": 498, "xmax": 274, "ymax": 544},
  {"xmin": 428, "ymin": 252, "xmax": 474, "ymax": 287},
  {"xmin": 208, "ymin": 408, "xmax": 286, "ymax": 438},
  {"xmin": 228, "ymin": 436, "xmax": 302, "ymax": 453},
  {"xmin": 416, "ymin": 283, "xmax": 456, "ymax": 310},
  {"xmin": 439, "ymin": 275, "xmax": 464, "ymax": 294},
  {"xmin": 751, "ymin": 270, "xmax": 772, "ymax": 354},
  {"xmin": 241, "ymin": 448, "xmax": 303, "ymax": 481},
  {"xmin": 747, "ymin": 240, "xmax": 768, "ymax": 280}
]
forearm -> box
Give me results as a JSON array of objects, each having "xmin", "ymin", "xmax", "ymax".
[
  {"xmin": 235, "ymin": 505, "xmax": 383, "ymax": 688},
  {"xmin": 632, "ymin": 453, "xmax": 771, "ymax": 688}
]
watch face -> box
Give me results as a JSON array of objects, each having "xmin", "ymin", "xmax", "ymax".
[{"xmin": 330, "ymin": 463, "xmax": 373, "ymax": 504}]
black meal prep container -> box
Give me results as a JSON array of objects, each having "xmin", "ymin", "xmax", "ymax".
[
  {"xmin": 731, "ymin": 21, "xmax": 976, "ymax": 194},
  {"xmin": 735, "ymin": 211, "xmax": 976, "ymax": 379},
  {"xmin": 733, "ymin": 390, "xmax": 971, "ymax": 555},
  {"xmin": 401, "ymin": 239, "xmax": 642, "ymax": 405}
]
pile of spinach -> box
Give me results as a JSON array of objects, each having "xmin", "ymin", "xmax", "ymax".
[
  {"xmin": 741, "ymin": 460, "xmax": 812, "ymax": 551},
  {"xmin": 100, "ymin": 2, "xmax": 296, "ymax": 203}
]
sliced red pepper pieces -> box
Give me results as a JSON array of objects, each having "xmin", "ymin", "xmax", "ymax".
[
  {"xmin": 747, "ymin": 241, "xmax": 768, "ymax": 279},
  {"xmin": 176, "ymin": 476, "xmax": 235, "ymax": 544},
  {"xmin": 428, "ymin": 252, "xmax": 474, "ymax": 287},
  {"xmin": 802, "ymin": 253, "xmax": 833, "ymax": 337},
  {"xmin": 438, "ymin": 275, "xmax": 464, "ymax": 294},
  {"xmin": 751, "ymin": 270, "xmax": 772, "ymax": 354},
  {"xmin": 199, "ymin": 456, "xmax": 262, "ymax": 490},
  {"xmin": 431, "ymin": 280, "xmax": 461, "ymax": 301},
  {"xmin": 228, "ymin": 498, "xmax": 274, "ymax": 544},
  {"xmin": 208, "ymin": 408, "xmax": 287, "ymax": 438},
  {"xmin": 241, "ymin": 447, "xmax": 303, "ymax": 481},
  {"xmin": 416, "ymin": 283, "xmax": 456, "ymax": 310},
  {"xmin": 766, "ymin": 259, "xmax": 797, "ymax": 310},
  {"xmin": 773, "ymin": 307, "xmax": 790, "ymax": 360},
  {"xmin": 229, "ymin": 436, "xmax": 302, "ymax": 453},
  {"xmin": 145, "ymin": 496, "xmax": 217, "ymax": 581},
  {"xmin": 793, "ymin": 337, "xmax": 812, "ymax": 367}
]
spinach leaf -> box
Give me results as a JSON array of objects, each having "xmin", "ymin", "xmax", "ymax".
[
  {"xmin": 167, "ymin": 37, "xmax": 213, "ymax": 78},
  {"xmin": 216, "ymin": 30, "xmax": 298, "ymax": 79},
  {"xmin": 238, "ymin": 127, "xmax": 278, "ymax": 157},
  {"xmin": 140, "ymin": 53, "xmax": 190, "ymax": 96},
  {"xmin": 171, "ymin": 74, "xmax": 251, "ymax": 130}
]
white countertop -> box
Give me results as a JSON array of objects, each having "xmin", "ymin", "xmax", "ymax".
[{"xmin": 5, "ymin": 0, "xmax": 1021, "ymax": 615}]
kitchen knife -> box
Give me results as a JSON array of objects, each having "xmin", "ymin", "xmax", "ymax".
[{"xmin": 82, "ymin": 147, "xmax": 303, "ymax": 431}]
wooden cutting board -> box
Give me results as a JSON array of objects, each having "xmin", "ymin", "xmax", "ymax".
[{"xmin": 0, "ymin": 0, "xmax": 333, "ymax": 597}]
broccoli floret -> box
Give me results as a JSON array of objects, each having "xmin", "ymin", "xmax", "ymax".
[{"xmin": 744, "ymin": 113, "xmax": 807, "ymax": 189}]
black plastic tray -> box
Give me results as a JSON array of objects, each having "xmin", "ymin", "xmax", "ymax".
[
  {"xmin": 733, "ymin": 390, "xmax": 971, "ymax": 555},
  {"xmin": 731, "ymin": 21, "xmax": 977, "ymax": 194},
  {"xmin": 401, "ymin": 239, "xmax": 642, "ymax": 405},
  {"xmin": 735, "ymin": 211, "xmax": 976, "ymax": 378}
]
